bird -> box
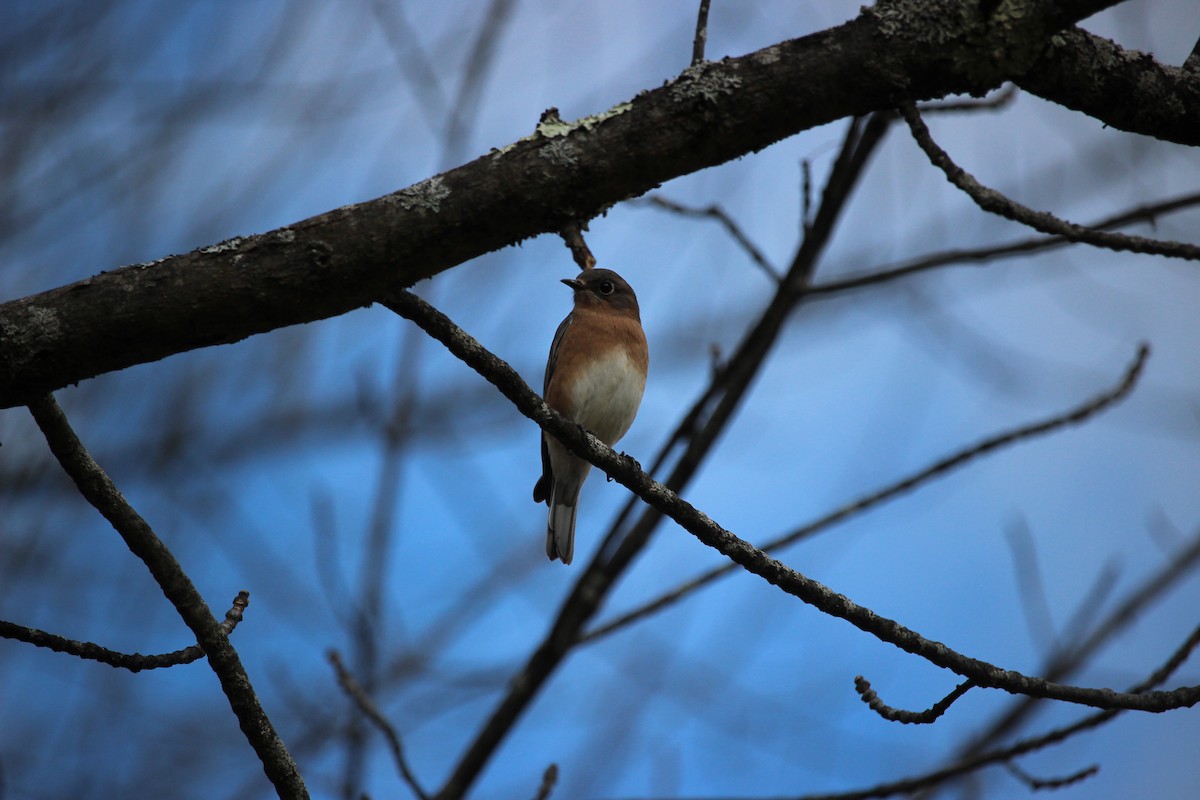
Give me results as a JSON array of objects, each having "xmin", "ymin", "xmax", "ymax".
[{"xmin": 533, "ymin": 268, "xmax": 648, "ymax": 565}]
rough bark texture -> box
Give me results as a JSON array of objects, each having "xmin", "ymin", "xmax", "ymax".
[
  {"xmin": 1018, "ymin": 27, "xmax": 1200, "ymax": 145},
  {"xmin": 0, "ymin": 0, "xmax": 1185, "ymax": 409}
]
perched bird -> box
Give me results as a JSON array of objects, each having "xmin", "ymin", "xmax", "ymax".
[{"xmin": 533, "ymin": 268, "xmax": 648, "ymax": 565}]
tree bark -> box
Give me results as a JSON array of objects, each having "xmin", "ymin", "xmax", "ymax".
[{"xmin": 2, "ymin": 0, "xmax": 1181, "ymax": 409}]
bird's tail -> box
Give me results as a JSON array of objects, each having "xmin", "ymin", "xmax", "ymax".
[{"xmin": 546, "ymin": 498, "xmax": 578, "ymax": 565}]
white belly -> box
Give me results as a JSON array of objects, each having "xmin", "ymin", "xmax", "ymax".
[{"xmin": 568, "ymin": 349, "xmax": 646, "ymax": 445}]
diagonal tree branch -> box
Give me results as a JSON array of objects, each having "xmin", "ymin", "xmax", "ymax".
[
  {"xmin": 417, "ymin": 110, "xmax": 894, "ymax": 800},
  {"xmin": 26, "ymin": 395, "xmax": 307, "ymax": 800},
  {"xmin": 582, "ymin": 343, "xmax": 1149, "ymax": 644},
  {"xmin": 0, "ymin": 0, "xmax": 1138, "ymax": 409},
  {"xmin": 385, "ymin": 288, "xmax": 1200, "ymax": 720},
  {"xmin": 1018, "ymin": 26, "xmax": 1200, "ymax": 147},
  {"xmin": 899, "ymin": 104, "xmax": 1200, "ymax": 260}
]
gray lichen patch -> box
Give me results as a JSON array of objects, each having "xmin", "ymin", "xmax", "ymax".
[
  {"xmin": 670, "ymin": 63, "xmax": 743, "ymax": 104},
  {"xmin": 538, "ymin": 137, "xmax": 580, "ymax": 167},
  {"xmin": 491, "ymin": 100, "xmax": 634, "ymax": 158},
  {"xmin": 200, "ymin": 236, "xmax": 246, "ymax": 255},
  {"xmin": 28, "ymin": 306, "xmax": 62, "ymax": 339},
  {"xmin": 390, "ymin": 176, "xmax": 451, "ymax": 215}
]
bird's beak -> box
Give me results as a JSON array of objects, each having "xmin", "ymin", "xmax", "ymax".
[{"xmin": 561, "ymin": 278, "xmax": 584, "ymax": 291}]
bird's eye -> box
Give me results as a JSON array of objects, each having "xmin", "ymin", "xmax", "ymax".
[{"xmin": 598, "ymin": 281, "xmax": 615, "ymax": 296}]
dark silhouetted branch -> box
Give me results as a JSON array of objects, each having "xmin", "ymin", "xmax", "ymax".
[
  {"xmin": 1003, "ymin": 761, "xmax": 1099, "ymax": 792},
  {"xmin": 329, "ymin": 650, "xmax": 429, "ymax": 800},
  {"xmin": 0, "ymin": 0, "xmax": 1145, "ymax": 408},
  {"xmin": 854, "ymin": 676, "xmax": 975, "ymax": 724},
  {"xmin": 1019, "ymin": 26, "xmax": 1200, "ymax": 146},
  {"xmin": 805, "ymin": 190, "xmax": 1200, "ymax": 298},
  {"xmin": 639, "ymin": 195, "xmax": 780, "ymax": 282},
  {"xmin": 583, "ymin": 345, "xmax": 1150, "ymax": 644},
  {"xmin": 900, "ymin": 104, "xmax": 1200, "ymax": 261},
  {"xmin": 0, "ymin": 591, "xmax": 248, "ymax": 672},
  {"xmin": 533, "ymin": 764, "xmax": 559, "ymax": 800},
  {"xmin": 386, "ymin": 290, "xmax": 1200, "ymax": 717},
  {"xmin": 560, "ymin": 221, "xmax": 597, "ymax": 271},
  {"xmin": 27, "ymin": 394, "xmax": 307, "ymax": 800},
  {"xmin": 691, "ymin": 0, "xmax": 712, "ymax": 65}
]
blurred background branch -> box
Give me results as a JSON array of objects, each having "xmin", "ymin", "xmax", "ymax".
[{"xmin": 1, "ymin": 2, "xmax": 1198, "ymax": 799}]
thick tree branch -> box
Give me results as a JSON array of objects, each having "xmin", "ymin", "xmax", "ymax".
[
  {"xmin": 0, "ymin": 0, "xmax": 1136, "ymax": 408},
  {"xmin": 1019, "ymin": 26, "xmax": 1200, "ymax": 147},
  {"xmin": 26, "ymin": 395, "xmax": 307, "ymax": 800}
]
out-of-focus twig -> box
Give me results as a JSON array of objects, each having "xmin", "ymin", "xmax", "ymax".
[
  {"xmin": 329, "ymin": 650, "xmax": 429, "ymax": 800},
  {"xmin": 691, "ymin": 0, "xmax": 712, "ymax": 65},
  {"xmin": 582, "ymin": 345, "xmax": 1150, "ymax": 644}
]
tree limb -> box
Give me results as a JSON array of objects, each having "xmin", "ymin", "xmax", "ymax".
[
  {"xmin": 26, "ymin": 395, "xmax": 307, "ymax": 800},
  {"xmin": 1018, "ymin": 26, "xmax": 1200, "ymax": 147},
  {"xmin": 0, "ymin": 0, "xmax": 1141, "ymax": 408},
  {"xmin": 386, "ymin": 288, "xmax": 1200, "ymax": 719}
]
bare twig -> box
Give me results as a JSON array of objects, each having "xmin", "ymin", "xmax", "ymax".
[
  {"xmin": 854, "ymin": 676, "xmax": 975, "ymax": 724},
  {"xmin": 691, "ymin": 0, "xmax": 713, "ymax": 65},
  {"xmin": 805, "ymin": 190, "xmax": 1200, "ymax": 298},
  {"xmin": 27, "ymin": 394, "xmax": 307, "ymax": 800},
  {"xmin": 1005, "ymin": 518, "xmax": 1056, "ymax": 652},
  {"xmin": 946, "ymin": 525, "xmax": 1200, "ymax": 774},
  {"xmin": 329, "ymin": 650, "xmax": 429, "ymax": 800},
  {"xmin": 1184, "ymin": 33, "xmax": 1200, "ymax": 73},
  {"xmin": 0, "ymin": 591, "xmax": 249, "ymax": 672},
  {"xmin": 801, "ymin": 158, "xmax": 813, "ymax": 236},
  {"xmin": 919, "ymin": 84, "xmax": 1018, "ymax": 114},
  {"xmin": 1003, "ymin": 761, "xmax": 1099, "ymax": 792},
  {"xmin": 618, "ymin": 623, "xmax": 1200, "ymax": 800},
  {"xmin": 640, "ymin": 195, "xmax": 780, "ymax": 282},
  {"xmin": 532, "ymin": 764, "xmax": 558, "ymax": 800},
  {"xmin": 582, "ymin": 345, "xmax": 1150, "ymax": 644},
  {"xmin": 560, "ymin": 221, "xmax": 596, "ymax": 271},
  {"xmin": 899, "ymin": 104, "xmax": 1200, "ymax": 261}
]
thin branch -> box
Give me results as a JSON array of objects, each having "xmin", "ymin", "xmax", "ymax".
[
  {"xmin": 26, "ymin": 394, "xmax": 307, "ymax": 800},
  {"xmin": 800, "ymin": 158, "xmax": 813, "ymax": 236},
  {"xmin": 0, "ymin": 591, "xmax": 248, "ymax": 672},
  {"xmin": 582, "ymin": 345, "xmax": 1150, "ymax": 645},
  {"xmin": 639, "ymin": 194, "xmax": 780, "ymax": 282},
  {"xmin": 691, "ymin": 0, "xmax": 713, "ymax": 65},
  {"xmin": 414, "ymin": 113, "xmax": 894, "ymax": 800},
  {"xmin": 532, "ymin": 764, "xmax": 558, "ymax": 800},
  {"xmin": 329, "ymin": 650, "xmax": 429, "ymax": 800},
  {"xmin": 620, "ymin": 622, "xmax": 1200, "ymax": 800},
  {"xmin": 560, "ymin": 221, "xmax": 597, "ymax": 271},
  {"xmin": 1186, "ymin": 33, "xmax": 1200, "ymax": 73},
  {"xmin": 899, "ymin": 103, "xmax": 1200, "ymax": 262},
  {"xmin": 854, "ymin": 676, "xmax": 975, "ymax": 724},
  {"xmin": 385, "ymin": 290, "xmax": 1200, "ymax": 717},
  {"xmin": 918, "ymin": 84, "xmax": 1017, "ymax": 114},
  {"xmin": 805, "ymin": 190, "xmax": 1200, "ymax": 298},
  {"xmin": 1003, "ymin": 761, "xmax": 1099, "ymax": 792},
  {"xmin": 947, "ymin": 525, "xmax": 1200, "ymax": 770},
  {"xmin": 1005, "ymin": 517, "xmax": 1056, "ymax": 652}
]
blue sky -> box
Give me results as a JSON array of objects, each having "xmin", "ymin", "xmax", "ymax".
[{"xmin": 1, "ymin": 2, "xmax": 1198, "ymax": 798}]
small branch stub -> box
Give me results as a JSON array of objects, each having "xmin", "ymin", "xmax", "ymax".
[{"xmin": 560, "ymin": 222, "xmax": 596, "ymax": 271}]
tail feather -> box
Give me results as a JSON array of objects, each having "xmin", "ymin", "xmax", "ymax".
[{"xmin": 546, "ymin": 500, "xmax": 578, "ymax": 565}]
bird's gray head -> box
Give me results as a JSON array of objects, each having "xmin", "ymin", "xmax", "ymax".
[{"xmin": 561, "ymin": 268, "xmax": 640, "ymax": 319}]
